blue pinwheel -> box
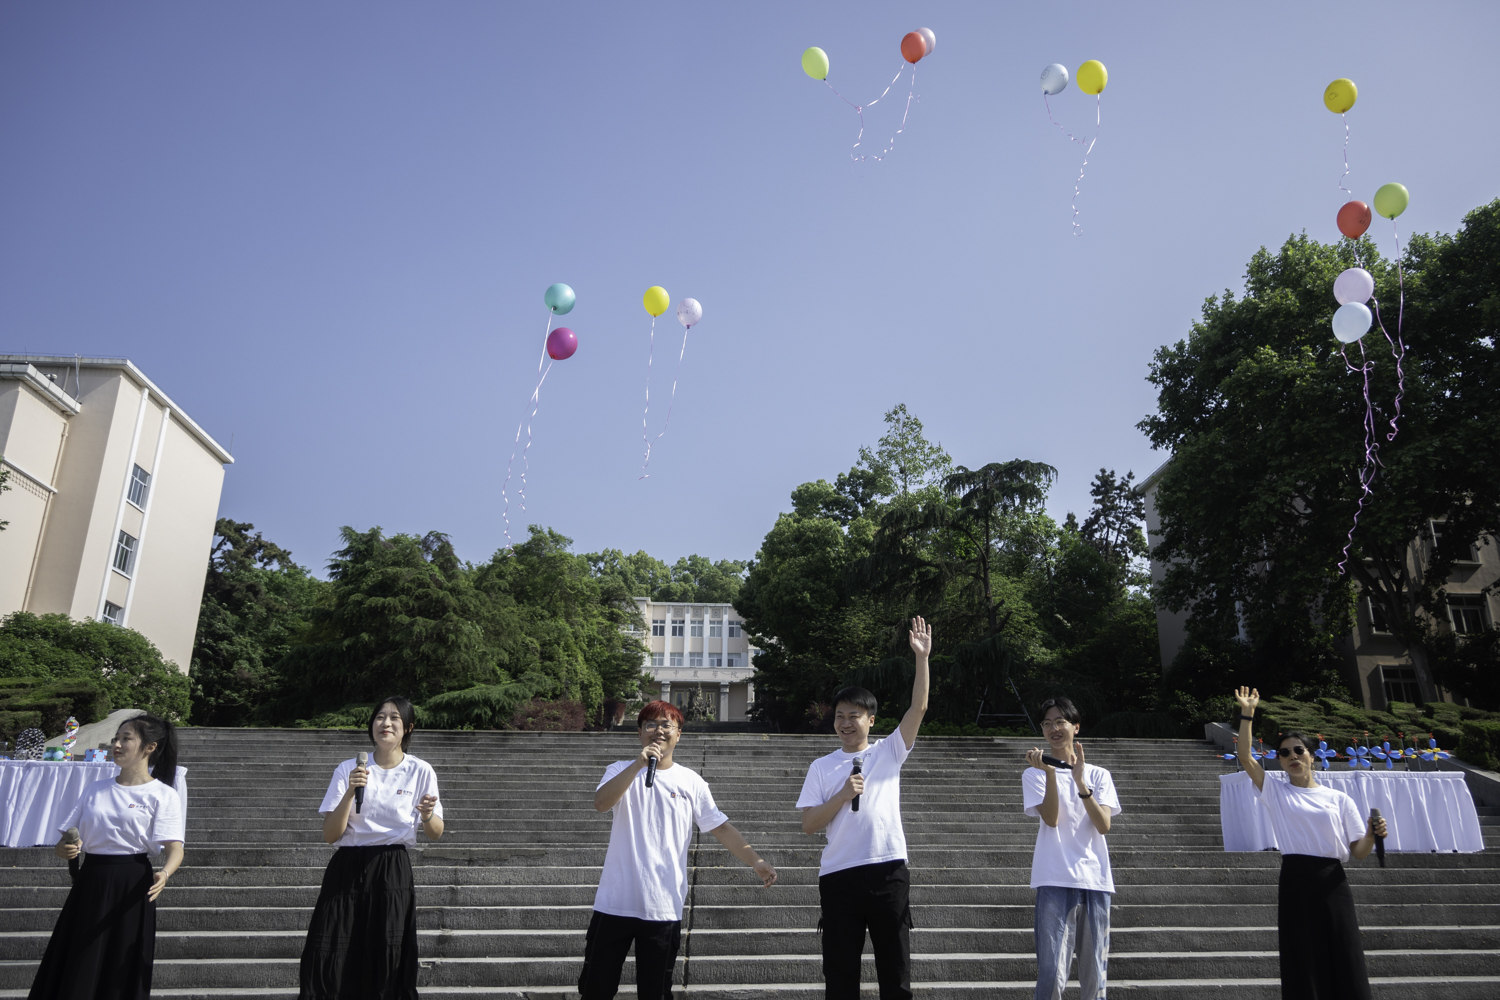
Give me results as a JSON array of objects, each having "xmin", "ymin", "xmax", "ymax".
[
  {"xmin": 1371, "ymin": 741, "xmax": 1403, "ymax": 769},
  {"xmin": 1313, "ymin": 740, "xmax": 1339, "ymax": 770},
  {"xmin": 1420, "ymin": 736, "xmax": 1452, "ymax": 763},
  {"xmin": 1254, "ymin": 741, "xmax": 1279, "ymax": 763},
  {"xmin": 1344, "ymin": 741, "xmax": 1372, "ymax": 769}
]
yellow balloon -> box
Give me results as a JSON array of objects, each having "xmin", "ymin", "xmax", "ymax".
[
  {"xmin": 643, "ymin": 286, "xmax": 670, "ymax": 317},
  {"xmin": 1323, "ymin": 78, "xmax": 1358, "ymax": 114},
  {"xmin": 802, "ymin": 46, "xmax": 830, "ymax": 81},
  {"xmin": 1373, "ymin": 182, "xmax": 1409, "ymax": 220},
  {"xmin": 1076, "ymin": 60, "xmax": 1107, "ymax": 95}
]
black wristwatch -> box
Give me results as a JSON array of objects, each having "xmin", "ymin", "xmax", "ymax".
[{"xmin": 1079, "ymin": 788, "xmax": 1093, "ymax": 800}]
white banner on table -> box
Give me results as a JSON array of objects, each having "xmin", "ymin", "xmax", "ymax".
[
  {"xmin": 0, "ymin": 761, "xmax": 189, "ymax": 849},
  {"xmin": 1219, "ymin": 769, "xmax": 1483, "ymax": 853}
]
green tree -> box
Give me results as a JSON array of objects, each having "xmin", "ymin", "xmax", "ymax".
[
  {"xmin": 189, "ymin": 519, "xmax": 327, "ymax": 726},
  {"xmin": 0, "ymin": 612, "xmax": 191, "ymax": 720},
  {"xmin": 1140, "ymin": 202, "xmax": 1500, "ymax": 704},
  {"xmin": 587, "ymin": 549, "xmax": 748, "ymax": 604}
]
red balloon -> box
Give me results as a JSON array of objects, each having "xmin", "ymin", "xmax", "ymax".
[
  {"xmin": 1337, "ymin": 200, "xmax": 1372, "ymax": 239},
  {"xmin": 900, "ymin": 31, "xmax": 926, "ymax": 64},
  {"xmin": 546, "ymin": 327, "xmax": 577, "ymax": 361}
]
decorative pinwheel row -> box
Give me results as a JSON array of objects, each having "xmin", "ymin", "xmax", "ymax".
[{"xmin": 1216, "ymin": 734, "xmax": 1452, "ymax": 770}]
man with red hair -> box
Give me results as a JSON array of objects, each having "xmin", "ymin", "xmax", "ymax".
[{"xmin": 580, "ymin": 700, "xmax": 778, "ymax": 1000}]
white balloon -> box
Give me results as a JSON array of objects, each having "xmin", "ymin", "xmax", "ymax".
[
  {"xmin": 1333, "ymin": 267, "xmax": 1375, "ymax": 306},
  {"xmin": 1041, "ymin": 63, "xmax": 1069, "ymax": 95},
  {"xmin": 676, "ymin": 298, "xmax": 702, "ymax": 329},
  {"xmin": 917, "ymin": 27, "xmax": 936, "ymax": 55},
  {"xmin": 1331, "ymin": 302, "xmax": 1372, "ymax": 344}
]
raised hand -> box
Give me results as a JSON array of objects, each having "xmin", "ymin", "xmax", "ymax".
[
  {"xmin": 1234, "ymin": 686, "xmax": 1260, "ymax": 714},
  {"xmin": 1068, "ymin": 741, "xmax": 1086, "ymax": 781},
  {"xmin": 908, "ymin": 616, "xmax": 933, "ymax": 658}
]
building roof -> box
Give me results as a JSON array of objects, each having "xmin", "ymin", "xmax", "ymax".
[
  {"xmin": 1136, "ymin": 456, "xmax": 1174, "ymax": 494},
  {"xmin": 0, "ymin": 354, "xmax": 233, "ymax": 464}
]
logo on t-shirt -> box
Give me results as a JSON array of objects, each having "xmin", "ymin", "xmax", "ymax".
[
  {"xmin": 127, "ymin": 803, "xmax": 138, "ymax": 809},
  {"xmin": 397, "ymin": 789, "xmax": 411, "ymax": 796}
]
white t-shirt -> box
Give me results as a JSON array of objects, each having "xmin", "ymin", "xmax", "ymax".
[
  {"xmin": 318, "ymin": 754, "xmax": 443, "ymax": 848},
  {"xmin": 1256, "ymin": 775, "xmax": 1367, "ymax": 861},
  {"xmin": 593, "ymin": 760, "xmax": 729, "ymax": 922},
  {"xmin": 1023, "ymin": 762, "xmax": 1121, "ymax": 893},
  {"xmin": 796, "ymin": 735, "xmax": 912, "ymax": 877},
  {"xmin": 60, "ymin": 777, "xmax": 185, "ymax": 856}
]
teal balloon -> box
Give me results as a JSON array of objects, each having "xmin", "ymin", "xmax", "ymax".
[{"xmin": 544, "ymin": 283, "xmax": 576, "ymax": 315}]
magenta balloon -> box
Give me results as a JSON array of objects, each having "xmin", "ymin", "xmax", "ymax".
[{"xmin": 546, "ymin": 327, "xmax": 577, "ymax": 360}]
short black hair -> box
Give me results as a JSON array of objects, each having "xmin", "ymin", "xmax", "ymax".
[
  {"xmin": 1038, "ymin": 696, "xmax": 1081, "ymax": 726},
  {"xmin": 1278, "ymin": 730, "xmax": 1318, "ymax": 753},
  {"xmin": 369, "ymin": 696, "xmax": 417, "ymax": 751},
  {"xmin": 831, "ymin": 687, "xmax": 878, "ymax": 716}
]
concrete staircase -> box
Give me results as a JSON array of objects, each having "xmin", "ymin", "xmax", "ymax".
[{"xmin": 2, "ymin": 729, "xmax": 1498, "ymax": 998}]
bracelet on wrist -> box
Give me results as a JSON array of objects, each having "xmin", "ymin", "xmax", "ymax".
[
  {"xmin": 1239, "ymin": 714, "xmax": 1254, "ymax": 722},
  {"xmin": 1079, "ymin": 788, "xmax": 1093, "ymax": 799}
]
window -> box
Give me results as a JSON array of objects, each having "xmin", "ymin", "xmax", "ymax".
[
  {"xmin": 102, "ymin": 602, "xmax": 123, "ymax": 626},
  {"xmin": 671, "ymin": 619, "xmax": 685, "ymax": 637},
  {"xmin": 708, "ymin": 654, "xmax": 723, "ymax": 667},
  {"xmin": 1449, "ymin": 596, "xmax": 1488, "ymax": 635},
  {"xmin": 127, "ymin": 464, "xmax": 151, "ymax": 508},
  {"xmin": 669, "ymin": 653, "xmax": 684, "ymax": 667},
  {"xmin": 1381, "ymin": 665, "xmax": 1422, "ymax": 706},
  {"xmin": 727, "ymin": 620, "xmax": 742, "ymax": 638},
  {"xmin": 651, "ymin": 619, "xmax": 666, "ymax": 637},
  {"xmin": 709, "ymin": 619, "xmax": 723, "ymax": 638},
  {"xmin": 1365, "ymin": 595, "xmax": 1392, "ymax": 634},
  {"xmin": 690, "ymin": 619, "xmax": 704, "ymax": 638},
  {"xmin": 650, "ymin": 653, "xmax": 664, "ymax": 667},
  {"xmin": 674, "ymin": 691, "xmax": 686, "ymax": 707},
  {"xmin": 1431, "ymin": 520, "xmax": 1482, "ymax": 562},
  {"xmin": 689, "ymin": 652, "xmax": 703, "ymax": 667},
  {"xmin": 113, "ymin": 531, "xmax": 138, "ymax": 576},
  {"xmin": 726, "ymin": 653, "xmax": 742, "ymax": 668}
]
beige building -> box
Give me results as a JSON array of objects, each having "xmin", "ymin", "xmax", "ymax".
[
  {"xmin": 1140, "ymin": 459, "xmax": 1499, "ymax": 709},
  {"xmin": 1, "ymin": 355, "xmax": 233, "ymax": 670},
  {"xmin": 634, "ymin": 598, "xmax": 757, "ymax": 721}
]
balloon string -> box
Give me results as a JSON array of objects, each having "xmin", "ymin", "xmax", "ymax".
[
  {"xmin": 824, "ymin": 63, "xmax": 915, "ymax": 163},
  {"xmin": 1045, "ymin": 93, "xmax": 1101, "ymax": 235},
  {"xmin": 639, "ymin": 314, "xmax": 658, "ymax": 477},
  {"xmin": 535, "ymin": 314, "xmax": 554, "ymax": 375},
  {"xmin": 501, "ymin": 352, "xmax": 555, "ymax": 550},
  {"xmin": 1338, "ymin": 113, "xmax": 1353, "ymax": 199},
  {"xmin": 1369, "ymin": 221, "xmax": 1409, "ymax": 443},
  {"xmin": 1337, "ymin": 339, "xmax": 1380, "ymax": 575},
  {"xmin": 639, "ymin": 326, "xmax": 692, "ymax": 481}
]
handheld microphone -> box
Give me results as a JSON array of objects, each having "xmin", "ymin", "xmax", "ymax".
[
  {"xmin": 62, "ymin": 827, "xmax": 80, "ymax": 881},
  {"xmin": 1041, "ymin": 754, "xmax": 1073, "ymax": 770},
  {"xmin": 355, "ymin": 752, "xmax": 367, "ymax": 813},
  {"xmin": 645, "ymin": 754, "xmax": 657, "ymax": 788},
  {"xmin": 850, "ymin": 757, "xmax": 863, "ymax": 812},
  {"xmin": 1370, "ymin": 808, "xmax": 1386, "ymax": 867}
]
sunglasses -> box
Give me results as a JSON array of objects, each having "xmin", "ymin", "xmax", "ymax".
[{"xmin": 1276, "ymin": 745, "xmax": 1311, "ymax": 758}]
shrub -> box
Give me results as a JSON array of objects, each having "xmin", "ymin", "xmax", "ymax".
[
  {"xmin": 1458, "ymin": 720, "xmax": 1500, "ymax": 771},
  {"xmin": 509, "ymin": 698, "xmax": 586, "ymax": 731},
  {"xmin": 423, "ymin": 681, "xmax": 546, "ymax": 730},
  {"xmin": 0, "ymin": 612, "xmax": 188, "ymax": 721},
  {"xmin": 0, "ymin": 678, "xmax": 111, "ymax": 741}
]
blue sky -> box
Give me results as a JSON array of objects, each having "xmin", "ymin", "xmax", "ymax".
[{"xmin": 3, "ymin": 2, "xmax": 1496, "ymax": 572}]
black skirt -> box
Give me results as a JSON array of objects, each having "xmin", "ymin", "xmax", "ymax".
[
  {"xmin": 299, "ymin": 844, "xmax": 419, "ymax": 1000},
  {"xmin": 1278, "ymin": 854, "xmax": 1372, "ymax": 1000},
  {"xmin": 28, "ymin": 853, "xmax": 156, "ymax": 1000}
]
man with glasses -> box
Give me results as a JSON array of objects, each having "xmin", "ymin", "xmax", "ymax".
[
  {"xmin": 582, "ymin": 700, "xmax": 778, "ymax": 1000},
  {"xmin": 1023, "ymin": 696, "xmax": 1120, "ymax": 1000}
]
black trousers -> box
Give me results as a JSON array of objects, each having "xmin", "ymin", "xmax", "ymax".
[
  {"xmin": 1278, "ymin": 854, "xmax": 1372, "ymax": 1000},
  {"xmin": 29, "ymin": 853, "xmax": 155, "ymax": 1000},
  {"xmin": 818, "ymin": 859, "xmax": 913, "ymax": 1000},
  {"xmin": 578, "ymin": 910, "xmax": 682, "ymax": 1000},
  {"xmin": 298, "ymin": 845, "xmax": 419, "ymax": 1000}
]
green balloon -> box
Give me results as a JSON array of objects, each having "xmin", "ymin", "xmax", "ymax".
[
  {"xmin": 1374, "ymin": 183, "xmax": 1409, "ymax": 220},
  {"xmin": 802, "ymin": 46, "xmax": 829, "ymax": 81}
]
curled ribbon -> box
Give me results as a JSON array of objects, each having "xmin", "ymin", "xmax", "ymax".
[
  {"xmin": 1045, "ymin": 93, "xmax": 1101, "ymax": 235},
  {"xmin": 500, "ymin": 314, "xmax": 556, "ymax": 549},
  {"xmin": 825, "ymin": 62, "xmax": 918, "ymax": 163}
]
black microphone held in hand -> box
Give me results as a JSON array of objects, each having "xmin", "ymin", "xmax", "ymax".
[
  {"xmin": 1371, "ymin": 808, "xmax": 1386, "ymax": 867},
  {"xmin": 646, "ymin": 754, "xmax": 657, "ymax": 788},
  {"xmin": 355, "ymin": 751, "xmax": 367, "ymax": 813},
  {"xmin": 62, "ymin": 827, "xmax": 80, "ymax": 881},
  {"xmin": 850, "ymin": 757, "xmax": 863, "ymax": 812},
  {"xmin": 1041, "ymin": 754, "xmax": 1072, "ymax": 770}
]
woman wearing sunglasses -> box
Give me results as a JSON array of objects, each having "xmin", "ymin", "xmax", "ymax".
[{"xmin": 1234, "ymin": 686, "xmax": 1387, "ymax": 1000}]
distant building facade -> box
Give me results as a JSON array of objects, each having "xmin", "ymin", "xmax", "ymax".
[
  {"xmin": 0, "ymin": 356, "xmax": 233, "ymax": 670},
  {"xmin": 633, "ymin": 598, "xmax": 757, "ymax": 721},
  {"xmin": 1140, "ymin": 459, "xmax": 1499, "ymax": 709}
]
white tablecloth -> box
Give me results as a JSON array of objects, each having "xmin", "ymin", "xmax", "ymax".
[
  {"xmin": 0, "ymin": 761, "xmax": 189, "ymax": 848},
  {"xmin": 1219, "ymin": 769, "xmax": 1483, "ymax": 853}
]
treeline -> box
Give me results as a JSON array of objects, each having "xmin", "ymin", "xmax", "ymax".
[
  {"xmin": 738, "ymin": 404, "xmax": 1172, "ymax": 736},
  {"xmin": 188, "ymin": 522, "xmax": 745, "ymax": 728}
]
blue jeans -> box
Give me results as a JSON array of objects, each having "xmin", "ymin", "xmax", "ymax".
[{"xmin": 1034, "ymin": 885, "xmax": 1110, "ymax": 1000}]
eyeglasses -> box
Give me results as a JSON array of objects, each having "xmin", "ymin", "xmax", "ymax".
[
  {"xmin": 1276, "ymin": 745, "xmax": 1310, "ymax": 757},
  {"xmin": 641, "ymin": 722, "xmax": 678, "ymax": 734},
  {"xmin": 1039, "ymin": 719, "xmax": 1073, "ymax": 730}
]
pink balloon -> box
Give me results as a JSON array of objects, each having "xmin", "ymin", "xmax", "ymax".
[{"xmin": 546, "ymin": 327, "xmax": 577, "ymax": 360}]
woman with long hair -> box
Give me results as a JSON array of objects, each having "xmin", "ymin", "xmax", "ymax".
[
  {"xmin": 298, "ymin": 696, "xmax": 443, "ymax": 1000},
  {"xmin": 30, "ymin": 713, "xmax": 185, "ymax": 1000},
  {"xmin": 1235, "ymin": 686, "xmax": 1388, "ymax": 999}
]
